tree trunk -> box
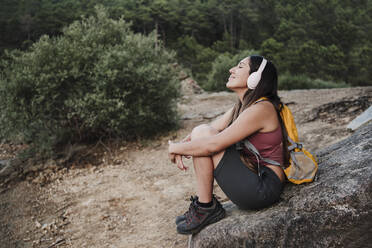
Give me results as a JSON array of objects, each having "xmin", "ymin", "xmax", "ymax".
[
  {"xmin": 155, "ymin": 19, "xmax": 158, "ymax": 51},
  {"xmin": 230, "ymin": 13, "xmax": 234, "ymax": 51}
]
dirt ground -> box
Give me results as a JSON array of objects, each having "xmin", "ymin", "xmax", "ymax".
[{"xmin": 0, "ymin": 86, "xmax": 371, "ymax": 248}]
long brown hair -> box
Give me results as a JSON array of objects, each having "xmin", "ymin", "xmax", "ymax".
[{"xmin": 229, "ymin": 55, "xmax": 290, "ymax": 172}]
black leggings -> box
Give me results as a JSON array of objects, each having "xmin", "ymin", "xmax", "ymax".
[{"xmin": 214, "ymin": 144, "xmax": 283, "ymax": 210}]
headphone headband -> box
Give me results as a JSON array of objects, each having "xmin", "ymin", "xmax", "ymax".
[{"xmin": 257, "ymin": 58, "xmax": 267, "ymax": 73}]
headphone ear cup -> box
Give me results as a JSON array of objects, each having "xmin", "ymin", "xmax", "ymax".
[
  {"xmin": 247, "ymin": 72, "xmax": 260, "ymax": 89},
  {"xmin": 247, "ymin": 58, "xmax": 267, "ymax": 90}
]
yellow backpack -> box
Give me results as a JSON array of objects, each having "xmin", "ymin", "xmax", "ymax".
[
  {"xmin": 279, "ymin": 103, "xmax": 318, "ymax": 184},
  {"xmin": 241, "ymin": 97, "xmax": 318, "ymax": 184}
]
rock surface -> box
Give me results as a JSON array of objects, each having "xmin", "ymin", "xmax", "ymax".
[
  {"xmin": 190, "ymin": 122, "xmax": 372, "ymax": 248},
  {"xmin": 1, "ymin": 87, "xmax": 370, "ymax": 248},
  {"xmin": 347, "ymin": 105, "xmax": 372, "ymax": 130}
]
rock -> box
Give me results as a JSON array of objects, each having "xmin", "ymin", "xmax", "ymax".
[
  {"xmin": 0, "ymin": 160, "xmax": 12, "ymax": 176},
  {"xmin": 301, "ymin": 94, "xmax": 372, "ymax": 124},
  {"xmin": 181, "ymin": 112, "xmax": 201, "ymax": 120},
  {"xmin": 43, "ymin": 159, "xmax": 58, "ymax": 170},
  {"xmin": 181, "ymin": 77, "xmax": 204, "ymax": 96},
  {"xmin": 189, "ymin": 121, "xmax": 372, "ymax": 248},
  {"xmin": 23, "ymin": 164, "xmax": 42, "ymax": 174},
  {"xmin": 0, "ymin": 158, "xmax": 23, "ymax": 180},
  {"xmin": 202, "ymin": 110, "xmax": 225, "ymax": 120},
  {"xmin": 347, "ymin": 105, "xmax": 372, "ymax": 131},
  {"xmin": 35, "ymin": 221, "xmax": 41, "ymax": 228},
  {"xmin": 179, "ymin": 70, "xmax": 189, "ymax": 80},
  {"xmin": 0, "ymin": 160, "xmax": 9, "ymax": 166}
]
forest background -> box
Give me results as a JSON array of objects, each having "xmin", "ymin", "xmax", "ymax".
[
  {"xmin": 1, "ymin": 0, "xmax": 371, "ymax": 89},
  {"xmin": 0, "ymin": 0, "xmax": 371, "ymax": 158}
]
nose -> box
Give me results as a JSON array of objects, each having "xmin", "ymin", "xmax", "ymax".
[{"xmin": 229, "ymin": 67, "xmax": 235, "ymax": 74}]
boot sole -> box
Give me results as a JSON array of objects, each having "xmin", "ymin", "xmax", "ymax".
[{"xmin": 176, "ymin": 208, "xmax": 226, "ymax": 235}]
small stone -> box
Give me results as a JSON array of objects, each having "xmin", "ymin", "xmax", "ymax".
[
  {"xmin": 9, "ymin": 171, "xmax": 19, "ymax": 179},
  {"xmin": 43, "ymin": 159, "xmax": 57, "ymax": 170},
  {"xmin": 35, "ymin": 221, "xmax": 41, "ymax": 228},
  {"xmin": 178, "ymin": 70, "xmax": 188, "ymax": 80},
  {"xmin": 41, "ymin": 223, "xmax": 48, "ymax": 230},
  {"xmin": 29, "ymin": 165, "xmax": 40, "ymax": 173},
  {"xmin": 32, "ymin": 176, "xmax": 44, "ymax": 184}
]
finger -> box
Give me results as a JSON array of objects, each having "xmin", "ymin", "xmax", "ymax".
[
  {"xmin": 176, "ymin": 155, "xmax": 187, "ymax": 171},
  {"xmin": 175, "ymin": 155, "xmax": 183, "ymax": 170},
  {"xmin": 176, "ymin": 156, "xmax": 183, "ymax": 170},
  {"xmin": 179, "ymin": 156, "xmax": 188, "ymax": 170},
  {"xmin": 180, "ymin": 157, "xmax": 188, "ymax": 171}
]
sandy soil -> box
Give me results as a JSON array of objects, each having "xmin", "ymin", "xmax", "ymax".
[{"xmin": 0, "ymin": 87, "xmax": 371, "ymax": 248}]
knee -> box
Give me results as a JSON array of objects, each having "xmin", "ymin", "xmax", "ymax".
[{"xmin": 191, "ymin": 124, "xmax": 218, "ymax": 140}]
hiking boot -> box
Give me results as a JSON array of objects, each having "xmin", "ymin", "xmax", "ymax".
[
  {"xmin": 176, "ymin": 195, "xmax": 225, "ymax": 235},
  {"xmin": 175, "ymin": 195, "xmax": 224, "ymax": 225},
  {"xmin": 175, "ymin": 196, "xmax": 198, "ymax": 225}
]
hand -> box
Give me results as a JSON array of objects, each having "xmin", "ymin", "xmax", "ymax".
[
  {"xmin": 168, "ymin": 140, "xmax": 188, "ymax": 171},
  {"xmin": 175, "ymin": 154, "xmax": 188, "ymax": 171}
]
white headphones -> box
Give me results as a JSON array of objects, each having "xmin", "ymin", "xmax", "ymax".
[{"xmin": 247, "ymin": 58, "xmax": 267, "ymax": 89}]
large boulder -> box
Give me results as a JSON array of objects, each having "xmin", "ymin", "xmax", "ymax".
[{"xmin": 190, "ymin": 122, "xmax": 372, "ymax": 248}]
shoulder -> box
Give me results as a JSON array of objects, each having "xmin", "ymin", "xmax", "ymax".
[
  {"xmin": 237, "ymin": 100, "xmax": 278, "ymax": 128},
  {"xmin": 233, "ymin": 101, "xmax": 272, "ymax": 127},
  {"xmin": 245, "ymin": 100, "xmax": 276, "ymax": 116}
]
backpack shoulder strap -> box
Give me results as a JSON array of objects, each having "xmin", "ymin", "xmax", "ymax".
[
  {"xmin": 239, "ymin": 139, "xmax": 281, "ymax": 177},
  {"xmin": 254, "ymin": 96, "xmax": 269, "ymax": 104},
  {"xmin": 280, "ymin": 104, "xmax": 299, "ymax": 143}
]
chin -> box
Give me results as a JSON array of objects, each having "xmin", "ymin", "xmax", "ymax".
[{"xmin": 226, "ymin": 82, "xmax": 245, "ymax": 90}]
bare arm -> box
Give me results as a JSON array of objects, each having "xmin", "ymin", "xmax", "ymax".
[
  {"xmin": 169, "ymin": 102, "xmax": 275, "ymax": 157},
  {"xmin": 179, "ymin": 107, "xmax": 233, "ymax": 143}
]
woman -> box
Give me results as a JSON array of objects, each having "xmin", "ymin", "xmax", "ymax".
[{"xmin": 168, "ymin": 55, "xmax": 289, "ymax": 235}]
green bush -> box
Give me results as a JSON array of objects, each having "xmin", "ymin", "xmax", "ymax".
[
  {"xmin": 204, "ymin": 50, "xmax": 258, "ymax": 91},
  {"xmin": 0, "ymin": 6, "xmax": 180, "ymax": 156},
  {"xmin": 278, "ymin": 73, "xmax": 350, "ymax": 90},
  {"xmin": 172, "ymin": 35, "xmax": 218, "ymax": 83}
]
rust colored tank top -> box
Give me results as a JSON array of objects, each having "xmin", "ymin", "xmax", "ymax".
[{"xmin": 243, "ymin": 126, "xmax": 283, "ymax": 166}]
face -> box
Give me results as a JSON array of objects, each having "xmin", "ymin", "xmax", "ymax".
[{"xmin": 226, "ymin": 57, "xmax": 251, "ymax": 90}]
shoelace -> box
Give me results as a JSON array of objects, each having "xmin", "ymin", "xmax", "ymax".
[{"xmin": 185, "ymin": 196, "xmax": 199, "ymax": 224}]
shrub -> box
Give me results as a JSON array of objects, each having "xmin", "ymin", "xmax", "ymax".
[
  {"xmin": 278, "ymin": 73, "xmax": 350, "ymax": 90},
  {"xmin": 0, "ymin": 6, "xmax": 180, "ymax": 156},
  {"xmin": 204, "ymin": 50, "xmax": 258, "ymax": 91},
  {"xmin": 172, "ymin": 35, "xmax": 218, "ymax": 83}
]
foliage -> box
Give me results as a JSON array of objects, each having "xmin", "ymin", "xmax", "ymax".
[
  {"xmin": 1, "ymin": 0, "xmax": 371, "ymax": 88},
  {"xmin": 0, "ymin": 7, "xmax": 179, "ymax": 156},
  {"xmin": 278, "ymin": 73, "xmax": 350, "ymax": 90},
  {"xmin": 171, "ymin": 35, "xmax": 218, "ymax": 83}
]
